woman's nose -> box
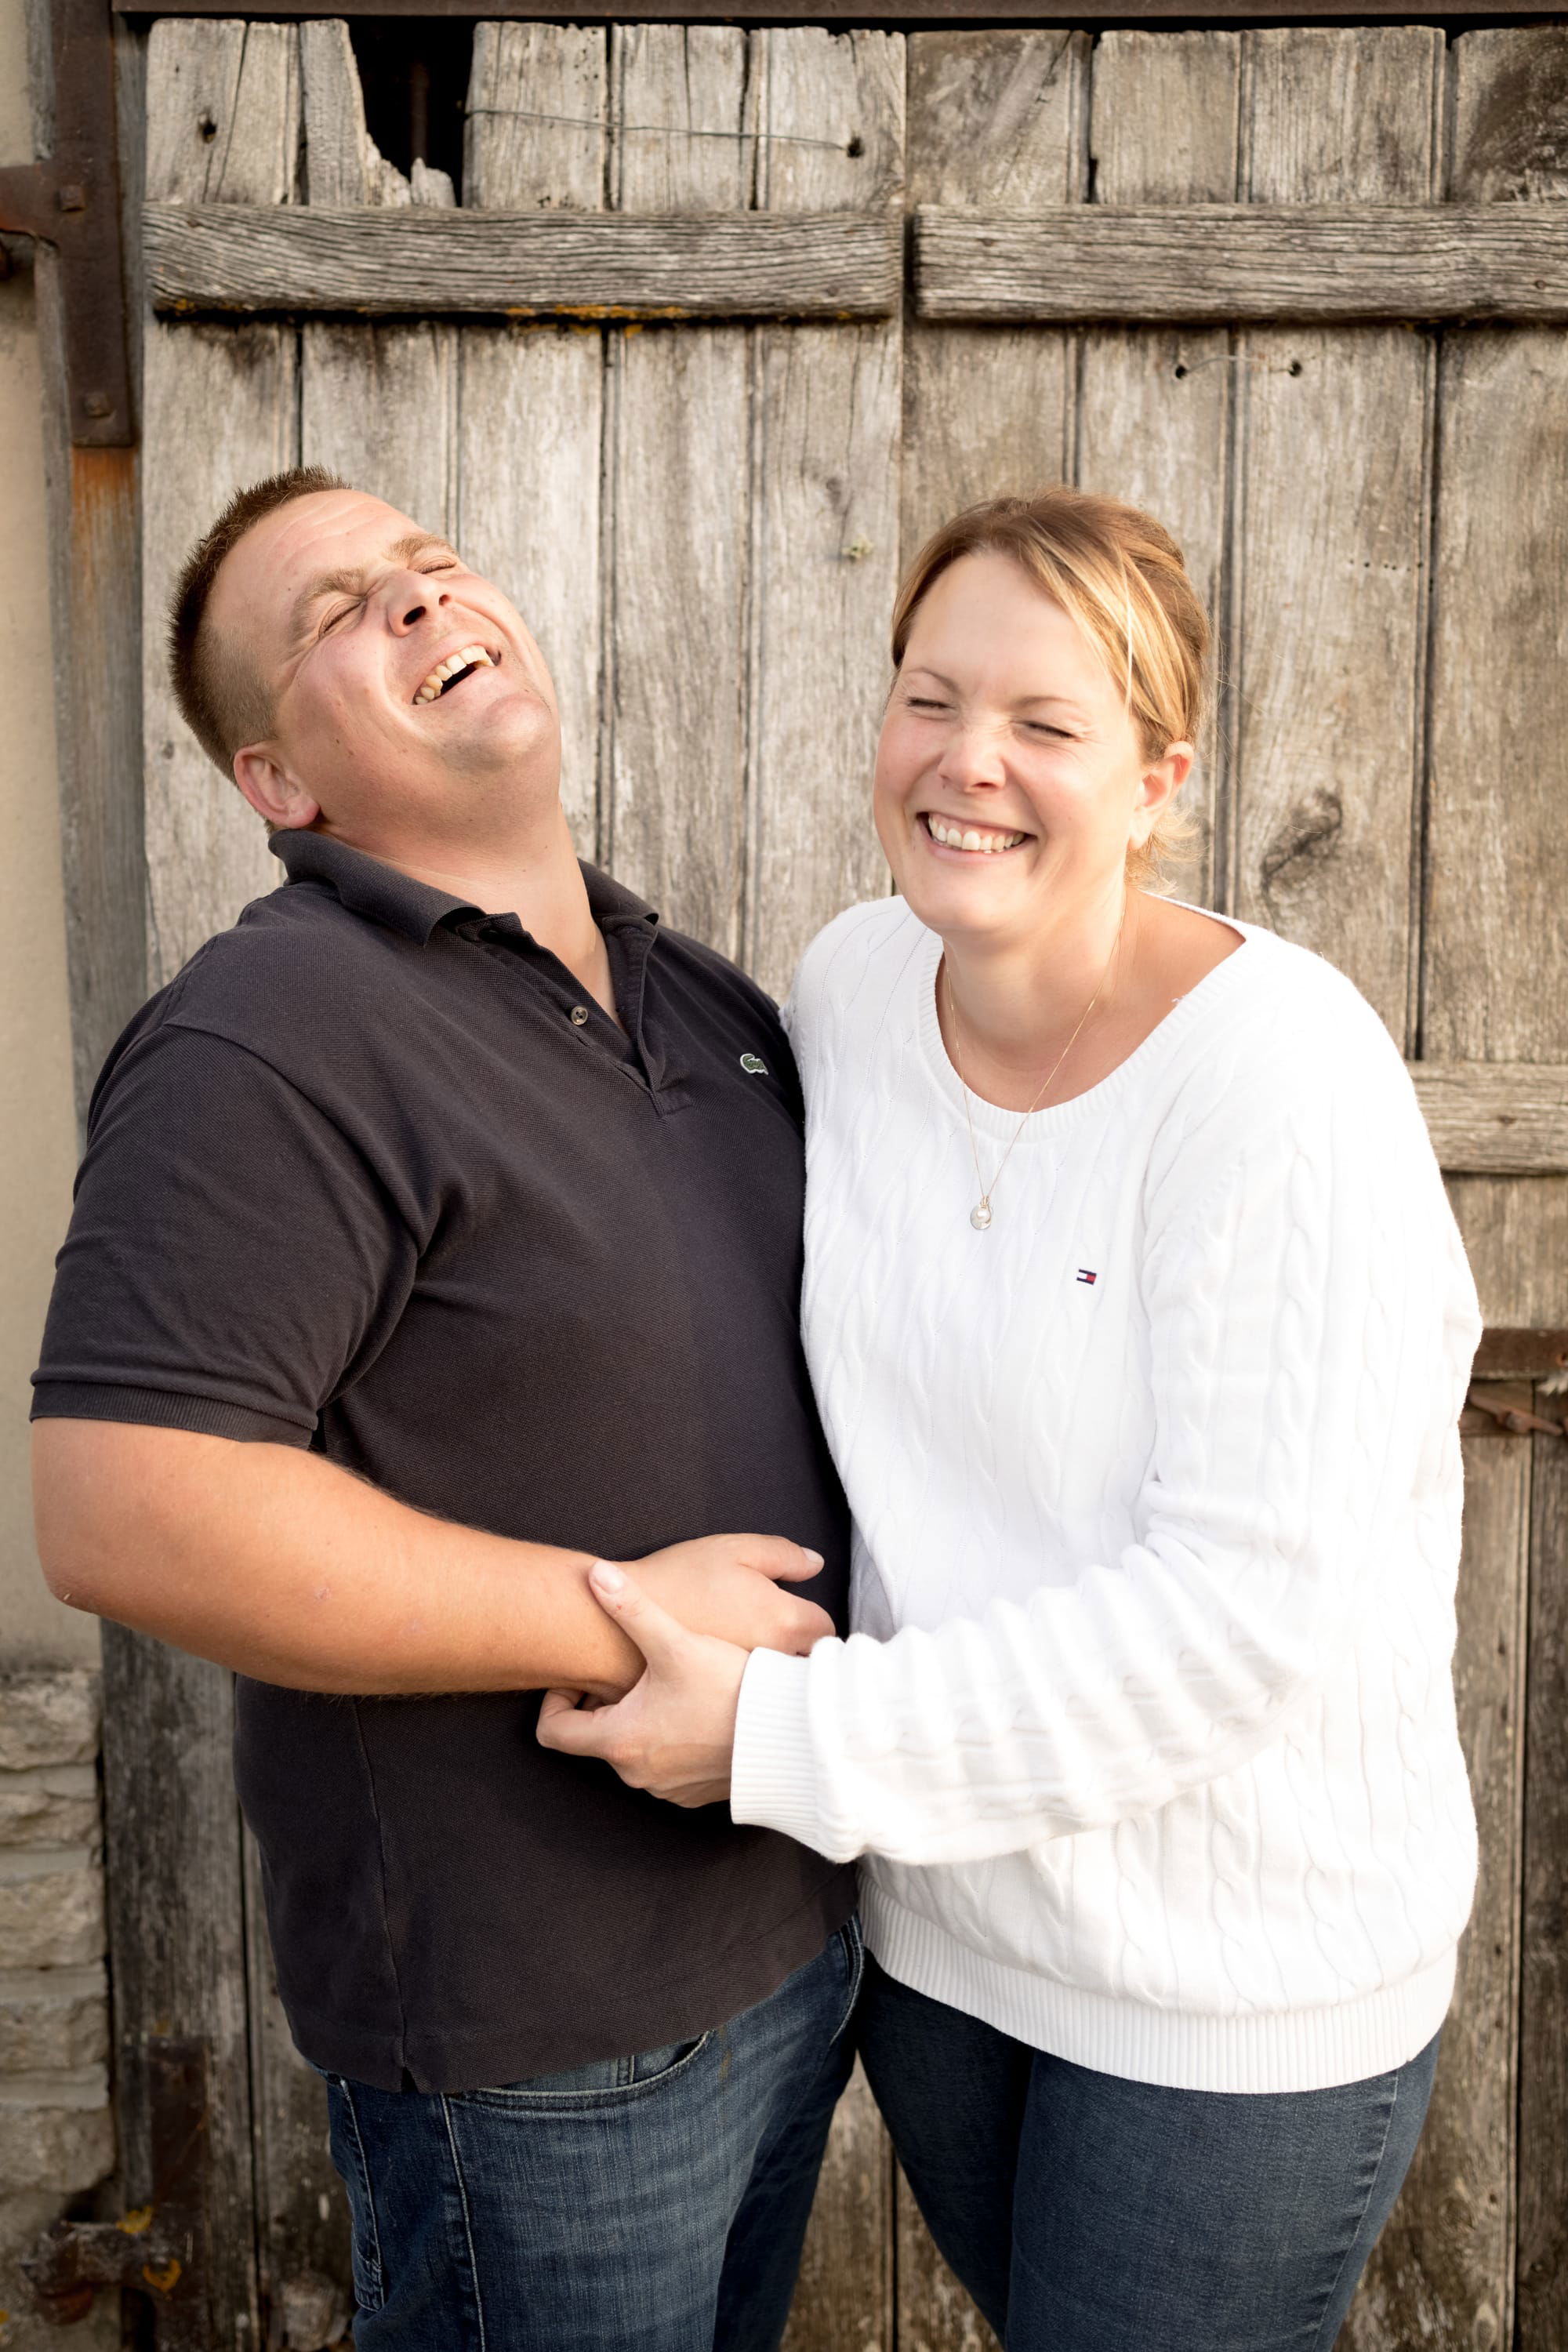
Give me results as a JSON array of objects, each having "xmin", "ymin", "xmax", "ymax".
[{"xmin": 938, "ymin": 730, "xmax": 1007, "ymax": 790}]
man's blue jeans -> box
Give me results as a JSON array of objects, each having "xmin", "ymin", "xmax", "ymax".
[
  {"xmin": 323, "ymin": 1922, "xmax": 860, "ymax": 2351},
  {"xmin": 858, "ymin": 1955, "xmax": 1439, "ymax": 2350}
]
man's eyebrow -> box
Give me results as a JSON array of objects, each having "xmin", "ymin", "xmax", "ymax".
[{"xmin": 290, "ymin": 534, "xmax": 458, "ymax": 637}]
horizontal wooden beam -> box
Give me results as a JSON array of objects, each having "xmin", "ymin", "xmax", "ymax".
[
  {"xmin": 914, "ymin": 205, "xmax": 1568, "ymax": 323},
  {"xmin": 144, "ymin": 204, "xmax": 901, "ymax": 321},
  {"xmin": 1412, "ymin": 1062, "xmax": 1568, "ymax": 1177},
  {"xmin": 117, "ymin": 1, "xmax": 1566, "ymax": 17}
]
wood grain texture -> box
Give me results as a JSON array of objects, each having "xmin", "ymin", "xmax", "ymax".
[
  {"xmin": 896, "ymin": 2166, "xmax": 1001, "ymax": 2352},
  {"xmin": 601, "ymin": 26, "xmax": 750, "ymax": 952},
  {"xmin": 142, "ymin": 20, "xmax": 298, "ymax": 991},
  {"xmin": 914, "ymin": 203, "xmax": 1568, "ymax": 323},
  {"xmin": 1409, "ymin": 1064, "xmax": 1568, "ymax": 1176},
  {"xmin": 1227, "ymin": 27, "xmax": 1439, "ymax": 1044},
  {"xmin": 465, "ymin": 20, "xmax": 606, "ymax": 208},
  {"xmin": 1422, "ymin": 27, "xmax": 1568, "ymax": 1335},
  {"xmin": 782, "ymin": 2060, "xmax": 894, "ymax": 2352},
  {"xmin": 460, "ymin": 24, "xmax": 608, "ymax": 857},
  {"xmin": 746, "ymin": 27, "xmax": 902, "ymax": 1000},
  {"xmin": 1519, "ymin": 1404, "xmax": 1568, "ymax": 2349},
  {"xmin": 1079, "ymin": 29, "xmax": 1241, "ymax": 903},
  {"xmin": 902, "ymin": 35, "xmax": 1085, "ymax": 582},
  {"xmin": 1343, "ymin": 1399, "xmax": 1529, "ymax": 2352},
  {"xmin": 145, "ymin": 202, "xmax": 902, "ymax": 318}
]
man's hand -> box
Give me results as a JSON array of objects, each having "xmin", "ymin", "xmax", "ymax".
[
  {"xmin": 633, "ymin": 1534, "xmax": 831, "ymax": 1660},
  {"xmin": 537, "ymin": 1563, "xmax": 754, "ymax": 1806}
]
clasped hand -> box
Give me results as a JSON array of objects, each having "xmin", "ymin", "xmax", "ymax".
[{"xmin": 536, "ymin": 1534, "xmax": 828, "ymax": 1806}]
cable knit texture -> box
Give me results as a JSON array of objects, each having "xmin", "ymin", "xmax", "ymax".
[{"xmin": 731, "ymin": 897, "xmax": 1482, "ymax": 2092}]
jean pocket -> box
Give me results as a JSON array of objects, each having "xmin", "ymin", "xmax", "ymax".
[
  {"xmin": 830, "ymin": 1915, "xmax": 866, "ymax": 2045},
  {"xmin": 325, "ymin": 2077, "xmax": 386, "ymax": 2313},
  {"xmin": 456, "ymin": 2031, "xmax": 713, "ymax": 2111}
]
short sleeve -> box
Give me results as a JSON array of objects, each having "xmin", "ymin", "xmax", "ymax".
[{"xmin": 32, "ymin": 1022, "xmax": 417, "ymax": 1445}]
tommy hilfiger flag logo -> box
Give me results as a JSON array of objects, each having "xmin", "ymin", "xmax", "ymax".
[{"xmin": 1076, "ymin": 1269, "xmax": 1098, "ymax": 1286}]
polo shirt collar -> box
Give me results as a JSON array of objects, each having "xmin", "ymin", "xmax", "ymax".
[
  {"xmin": 270, "ymin": 828, "xmax": 662, "ymax": 949},
  {"xmin": 271, "ymin": 828, "xmax": 481, "ymax": 943}
]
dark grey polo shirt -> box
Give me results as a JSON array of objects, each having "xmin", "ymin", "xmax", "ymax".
[{"xmin": 33, "ymin": 829, "xmax": 854, "ymax": 2092}]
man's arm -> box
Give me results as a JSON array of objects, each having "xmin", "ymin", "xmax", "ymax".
[{"xmin": 33, "ymin": 1421, "xmax": 829, "ymax": 1700}]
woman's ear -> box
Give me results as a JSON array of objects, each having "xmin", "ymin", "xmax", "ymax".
[
  {"xmin": 1132, "ymin": 740, "xmax": 1195, "ymax": 845},
  {"xmin": 233, "ymin": 745, "xmax": 321, "ymax": 832}
]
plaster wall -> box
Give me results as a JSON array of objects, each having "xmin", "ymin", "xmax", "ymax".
[{"xmin": 0, "ymin": 0, "xmax": 98, "ymax": 1671}]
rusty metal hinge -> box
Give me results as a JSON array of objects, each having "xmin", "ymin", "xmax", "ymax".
[
  {"xmin": 1464, "ymin": 1386, "xmax": 1568, "ymax": 1439},
  {"xmin": 0, "ymin": 0, "xmax": 132, "ymax": 446},
  {"xmin": 22, "ymin": 2040, "xmax": 212, "ymax": 2340}
]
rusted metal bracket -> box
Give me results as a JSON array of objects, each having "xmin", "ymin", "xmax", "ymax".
[
  {"xmin": 1465, "ymin": 1388, "xmax": 1568, "ymax": 1440},
  {"xmin": 22, "ymin": 2041, "xmax": 213, "ymax": 2342},
  {"xmin": 0, "ymin": 0, "xmax": 133, "ymax": 445}
]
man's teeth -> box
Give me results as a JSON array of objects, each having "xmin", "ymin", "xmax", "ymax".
[
  {"xmin": 415, "ymin": 645, "xmax": 494, "ymax": 702},
  {"xmin": 926, "ymin": 816, "xmax": 1026, "ymax": 855}
]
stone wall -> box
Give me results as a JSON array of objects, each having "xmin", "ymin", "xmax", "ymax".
[{"xmin": 0, "ymin": 1672, "xmax": 115, "ymax": 2350}]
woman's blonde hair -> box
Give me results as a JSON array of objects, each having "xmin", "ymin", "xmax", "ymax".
[{"xmin": 891, "ymin": 487, "xmax": 1209, "ymax": 890}]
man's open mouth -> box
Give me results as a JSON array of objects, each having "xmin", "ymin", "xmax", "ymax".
[{"xmin": 414, "ymin": 646, "xmax": 498, "ymax": 704}]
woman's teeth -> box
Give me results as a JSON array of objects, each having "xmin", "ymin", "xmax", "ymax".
[
  {"xmin": 925, "ymin": 815, "xmax": 1025, "ymax": 856},
  {"xmin": 415, "ymin": 645, "xmax": 494, "ymax": 703}
]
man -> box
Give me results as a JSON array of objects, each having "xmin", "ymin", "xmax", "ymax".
[{"xmin": 31, "ymin": 470, "xmax": 858, "ymax": 2350}]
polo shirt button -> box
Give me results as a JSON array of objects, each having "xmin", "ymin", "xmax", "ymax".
[{"xmin": 569, "ymin": 1005, "xmax": 591, "ymax": 1027}]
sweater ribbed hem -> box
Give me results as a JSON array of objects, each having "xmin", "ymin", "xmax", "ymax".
[
  {"xmin": 732, "ymin": 1650, "xmax": 833, "ymax": 1851},
  {"xmin": 862, "ymin": 1884, "xmax": 1456, "ymax": 2094}
]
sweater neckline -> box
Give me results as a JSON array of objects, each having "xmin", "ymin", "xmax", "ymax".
[{"xmin": 912, "ymin": 901, "xmax": 1265, "ymax": 1143}]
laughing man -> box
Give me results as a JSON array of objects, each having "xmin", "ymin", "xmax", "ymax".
[{"xmin": 31, "ymin": 470, "xmax": 858, "ymax": 2351}]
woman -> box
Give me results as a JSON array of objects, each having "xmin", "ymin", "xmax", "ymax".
[{"xmin": 541, "ymin": 488, "xmax": 1481, "ymax": 2349}]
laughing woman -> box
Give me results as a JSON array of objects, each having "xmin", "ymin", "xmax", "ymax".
[{"xmin": 541, "ymin": 488, "xmax": 1483, "ymax": 2351}]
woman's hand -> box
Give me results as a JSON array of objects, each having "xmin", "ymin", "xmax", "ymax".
[{"xmin": 536, "ymin": 1563, "xmax": 751, "ymax": 1806}]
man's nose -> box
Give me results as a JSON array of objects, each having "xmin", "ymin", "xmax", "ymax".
[{"xmin": 389, "ymin": 574, "xmax": 451, "ymax": 633}]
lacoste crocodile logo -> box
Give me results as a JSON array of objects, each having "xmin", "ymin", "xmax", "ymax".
[{"xmin": 740, "ymin": 1053, "xmax": 768, "ymax": 1076}]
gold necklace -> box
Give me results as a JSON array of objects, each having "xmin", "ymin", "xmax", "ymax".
[{"xmin": 946, "ymin": 913, "xmax": 1126, "ymax": 1232}]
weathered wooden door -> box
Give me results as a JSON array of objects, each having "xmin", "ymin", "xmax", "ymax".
[{"xmin": 112, "ymin": 16, "xmax": 1567, "ymax": 2349}]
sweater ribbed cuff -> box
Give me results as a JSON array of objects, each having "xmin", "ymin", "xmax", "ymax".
[{"xmin": 731, "ymin": 1649, "xmax": 834, "ymax": 1853}]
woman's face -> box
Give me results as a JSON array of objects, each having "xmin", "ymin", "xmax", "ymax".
[{"xmin": 873, "ymin": 550, "xmax": 1188, "ymax": 949}]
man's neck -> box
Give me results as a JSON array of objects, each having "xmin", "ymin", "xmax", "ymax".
[{"xmin": 330, "ymin": 808, "xmax": 616, "ymax": 1017}]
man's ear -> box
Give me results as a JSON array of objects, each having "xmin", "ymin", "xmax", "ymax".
[{"xmin": 233, "ymin": 745, "xmax": 321, "ymax": 831}]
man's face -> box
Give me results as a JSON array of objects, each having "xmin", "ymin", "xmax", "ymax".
[{"xmin": 209, "ymin": 488, "xmax": 561, "ymax": 853}]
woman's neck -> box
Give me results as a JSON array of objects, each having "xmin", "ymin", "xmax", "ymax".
[{"xmin": 941, "ymin": 884, "xmax": 1134, "ymax": 1086}]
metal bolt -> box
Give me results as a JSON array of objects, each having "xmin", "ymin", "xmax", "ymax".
[
  {"xmin": 82, "ymin": 392, "xmax": 112, "ymax": 419},
  {"xmin": 56, "ymin": 183, "xmax": 86, "ymax": 212}
]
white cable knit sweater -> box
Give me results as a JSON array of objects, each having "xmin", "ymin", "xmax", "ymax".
[{"xmin": 731, "ymin": 896, "xmax": 1482, "ymax": 2093}]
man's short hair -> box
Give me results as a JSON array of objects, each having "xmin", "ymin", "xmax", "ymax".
[{"xmin": 169, "ymin": 466, "xmax": 348, "ymax": 776}]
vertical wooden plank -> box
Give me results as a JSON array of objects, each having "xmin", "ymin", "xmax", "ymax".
[
  {"xmin": 459, "ymin": 24, "xmax": 606, "ymax": 857},
  {"xmin": 895, "ymin": 2174, "xmax": 1000, "ymax": 2352},
  {"xmin": 601, "ymin": 26, "xmax": 750, "ymax": 953},
  {"xmin": 1426, "ymin": 28, "xmax": 1568, "ymax": 1340},
  {"xmin": 1519, "ymin": 1399, "xmax": 1568, "ymax": 2350},
  {"xmin": 115, "ymin": 27, "xmax": 310, "ymax": 2347},
  {"xmin": 1430, "ymin": 35, "xmax": 1568, "ymax": 2350},
  {"xmin": 902, "ymin": 33, "xmax": 1086, "ymax": 561},
  {"xmin": 1080, "ymin": 30, "xmax": 1241, "ymax": 902},
  {"xmin": 746, "ymin": 26, "xmax": 902, "ymax": 1000},
  {"xmin": 1230, "ymin": 27, "xmax": 1440, "ymax": 1040},
  {"xmin": 142, "ymin": 17, "xmax": 299, "ymax": 988},
  {"xmin": 782, "ymin": 2060, "xmax": 894, "ymax": 2352},
  {"xmin": 243, "ymin": 1832, "xmax": 351, "ymax": 2351},
  {"xmin": 299, "ymin": 21, "xmax": 455, "ymax": 539},
  {"xmin": 1343, "ymin": 1403, "xmax": 1529, "ymax": 2352}
]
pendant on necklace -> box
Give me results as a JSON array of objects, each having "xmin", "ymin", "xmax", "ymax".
[{"xmin": 970, "ymin": 1201, "xmax": 993, "ymax": 1231}]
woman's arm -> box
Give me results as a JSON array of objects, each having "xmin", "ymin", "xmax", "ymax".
[{"xmin": 544, "ymin": 1072, "xmax": 1479, "ymax": 1860}]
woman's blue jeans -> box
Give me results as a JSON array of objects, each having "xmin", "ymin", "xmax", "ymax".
[
  {"xmin": 323, "ymin": 1922, "xmax": 860, "ymax": 2352},
  {"xmin": 858, "ymin": 1955, "xmax": 1439, "ymax": 2350}
]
